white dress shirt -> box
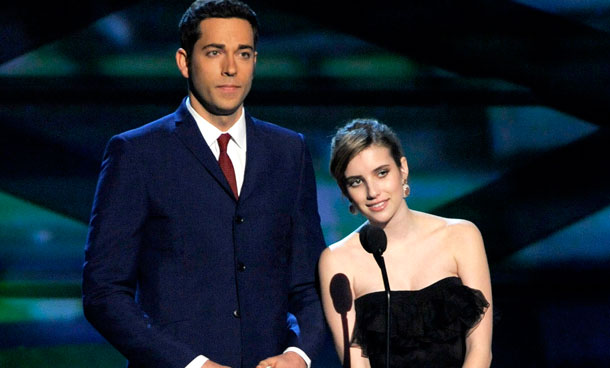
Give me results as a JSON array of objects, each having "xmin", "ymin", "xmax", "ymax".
[
  {"xmin": 184, "ymin": 98, "xmax": 311, "ymax": 368},
  {"xmin": 186, "ymin": 97, "xmax": 247, "ymax": 195}
]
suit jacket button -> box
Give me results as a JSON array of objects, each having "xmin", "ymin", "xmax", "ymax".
[
  {"xmin": 235, "ymin": 216, "xmax": 244, "ymax": 224},
  {"xmin": 233, "ymin": 309, "xmax": 240, "ymax": 318},
  {"xmin": 237, "ymin": 262, "xmax": 246, "ymax": 272}
]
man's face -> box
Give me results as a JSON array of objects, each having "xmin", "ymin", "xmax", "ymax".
[{"xmin": 179, "ymin": 17, "xmax": 257, "ymax": 122}]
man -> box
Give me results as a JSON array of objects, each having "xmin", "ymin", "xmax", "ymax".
[{"xmin": 82, "ymin": 1, "xmax": 326, "ymax": 368}]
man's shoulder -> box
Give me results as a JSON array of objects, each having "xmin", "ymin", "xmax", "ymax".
[
  {"xmin": 116, "ymin": 111, "xmax": 177, "ymax": 142},
  {"xmin": 248, "ymin": 114, "xmax": 302, "ymax": 141}
]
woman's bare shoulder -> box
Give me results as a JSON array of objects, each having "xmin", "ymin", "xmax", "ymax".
[
  {"xmin": 414, "ymin": 210, "xmax": 480, "ymax": 237},
  {"xmin": 412, "ymin": 211, "xmax": 483, "ymax": 253},
  {"xmin": 431, "ymin": 217, "xmax": 485, "ymax": 258},
  {"xmin": 319, "ymin": 229, "xmax": 365, "ymax": 272},
  {"xmin": 445, "ymin": 218, "xmax": 482, "ymax": 243},
  {"xmin": 323, "ymin": 231, "xmax": 360, "ymax": 257}
]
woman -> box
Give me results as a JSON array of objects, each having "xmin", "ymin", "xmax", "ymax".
[{"xmin": 319, "ymin": 119, "xmax": 493, "ymax": 368}]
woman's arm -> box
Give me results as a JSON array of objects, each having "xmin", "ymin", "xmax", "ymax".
[
  {"xmin": 452, "ymin": 221, "xmax": 493, "ymax": 368},
  {"xmin": 318, "ymin": 248, "xmax": 371, "ymax": 368}
]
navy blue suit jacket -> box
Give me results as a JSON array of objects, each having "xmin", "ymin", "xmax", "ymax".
[{"xmin": 82, "ymin": 99, "xmax": 326, "ymax": 368}]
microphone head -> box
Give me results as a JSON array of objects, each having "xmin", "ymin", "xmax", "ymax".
[
  {"xmin": 329, "ymin": 273, "xmax": 353, "ymax": 314},
  {"xmin": 359, "ymin": 224, "xmax": 387, "ymax": 256}
]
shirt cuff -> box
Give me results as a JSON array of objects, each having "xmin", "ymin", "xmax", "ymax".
[
  {"xmin": 186, "ymin": 355, "xmax": 209, "ymax": 368},
  {"xmin": 284, "ymin": 347, "xmax": 311, "ymax": 368}
]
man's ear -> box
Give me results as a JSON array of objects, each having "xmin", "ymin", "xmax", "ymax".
[
  {"xmin": 252, "ymin": 51, "xmax": 258, "ymax": 76},
  {"xmin": 176, "ymin": 48, "xmax": 189, "ymax": 79}
]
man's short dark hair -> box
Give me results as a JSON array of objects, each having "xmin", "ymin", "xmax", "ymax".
[{"xmin": 179, "ymin": 0, "xmax": 259, "ymax": 57}]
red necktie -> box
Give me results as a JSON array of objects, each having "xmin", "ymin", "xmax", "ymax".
[{"xmin": 217, "ymin": 133, "xmax": 238, "ymax": 199}]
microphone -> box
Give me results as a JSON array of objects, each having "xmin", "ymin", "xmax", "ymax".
[
  {"xmin": 359, "ymin": 224, "xmax": 391, "ymax": 368},
  {"xmin": 330, "ymin": 274, "xmax": 353, "ymax": 315},
  {"xmin": 359, "ymin": 224, "xmax": 387, "ymax": 257},
  {"xmin": 330, "ymin": 274, "xmax": 352, "ymax": 368}
]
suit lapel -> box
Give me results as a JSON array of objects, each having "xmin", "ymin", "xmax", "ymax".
[
  {"xmin": 239, "ymin": 114, "xmax": 268, "ymax": 203},
  {"xmin": 172, "ymin": 99, "xmax": 237, "ymax": 201}
]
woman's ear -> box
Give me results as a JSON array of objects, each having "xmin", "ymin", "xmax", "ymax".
[{"xmin": 400, "ymin": 156, "xmax": 409, "ymax": 180}]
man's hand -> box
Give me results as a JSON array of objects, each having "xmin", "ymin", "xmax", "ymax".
[
  {"xmin": 202, "ymin": 360, "xmax": 231, "ymax": 368},
  {"xmin": 256, "ymin": 351, "xmax": 306, "ymax": 368}
]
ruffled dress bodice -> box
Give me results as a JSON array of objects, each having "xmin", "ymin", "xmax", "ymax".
[{"xmin": 352, "ymin": 277, "xmax": 488, "ymax": 368}]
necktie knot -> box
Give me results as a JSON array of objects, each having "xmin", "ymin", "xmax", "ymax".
[{"xmin": 218, "ymin": 133, "xmax": 231, "ymax": 152}]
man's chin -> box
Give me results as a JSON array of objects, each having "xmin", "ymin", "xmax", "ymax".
[
  {"xmin": 209, "ymin": 106, "xmax": 240, "ymax": 116},
  {"xmin": 198, "ymin": 98, "xmax": 241, "ymax": 117},
  {"xmin": 189, "ymin": 88, "xmax": 242, "ymax": 117}
]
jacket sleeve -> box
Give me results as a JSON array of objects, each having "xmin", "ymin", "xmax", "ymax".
[
  {"xmin": 82, "ymin": 135, "xmax": 197, "ymax": 368},
  {"xmin": 286, "ymin": 134, "xmax": 327, "ymax": 360}
]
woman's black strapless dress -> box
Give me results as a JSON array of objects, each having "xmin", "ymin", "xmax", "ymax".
[{"xmin": 352, "ymin": 277, "xmax": 489, "ymax": 368}]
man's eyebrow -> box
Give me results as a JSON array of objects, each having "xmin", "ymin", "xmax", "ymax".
[
  {"xmin": 200, "ymin": 44, "xmax": 254, "ymax": 51},
  {"xmin": 202, "ymin": 43, "xmax": 225, "ymax": 49}
]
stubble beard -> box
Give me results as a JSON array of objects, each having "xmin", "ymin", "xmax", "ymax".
[{"xmin": 187, "ymin": 78, "xmax": 244, "ymax": 117}]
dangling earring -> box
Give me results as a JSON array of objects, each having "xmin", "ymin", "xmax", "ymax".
[
  {"xmin": 349, "ymin": 203, "xmax": 357, "ymax": 215},
  {"xmin": 403, "ymin": 181, "xmax": 410, "ymax": 198}
]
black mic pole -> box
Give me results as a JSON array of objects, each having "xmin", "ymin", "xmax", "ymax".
[
  {"xmin": 373, "ymin": 253, "xmax": 391, "ymax": 368},
  {"xmin": 360, "ymin": 224, "xmax": 391, "ymax": 368}
]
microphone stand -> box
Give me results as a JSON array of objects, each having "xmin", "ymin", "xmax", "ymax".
[
  {"xmin": 360, "ymin": 224, "xmax": 391, "ymax": 368},
  {"xmin": 373, "ymin": 253, "xmax": 391, "ymax": 368}
]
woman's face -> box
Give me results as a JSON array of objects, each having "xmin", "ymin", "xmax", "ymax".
[{"xmin": 344, "ymin": 144, "xmax": 408, "ymax": 226}]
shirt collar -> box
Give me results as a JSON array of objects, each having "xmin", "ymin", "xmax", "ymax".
[{"xmin": 186, "ymin": 96, "xmax": 247, "ymax": 150}]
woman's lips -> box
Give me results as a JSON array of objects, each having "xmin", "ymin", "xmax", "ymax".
[{"xmin": 367, "ymin": 199, "xmax": 388, "ymax": 212}]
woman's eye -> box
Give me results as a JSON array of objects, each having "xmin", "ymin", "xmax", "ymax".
[
  {"xmin": 378, "ymin": 169, "xmax": 388, "ymax": 177},
  {"xmin": 348, "ymin": 179, "xmax": 362, "ymax": 187}
]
